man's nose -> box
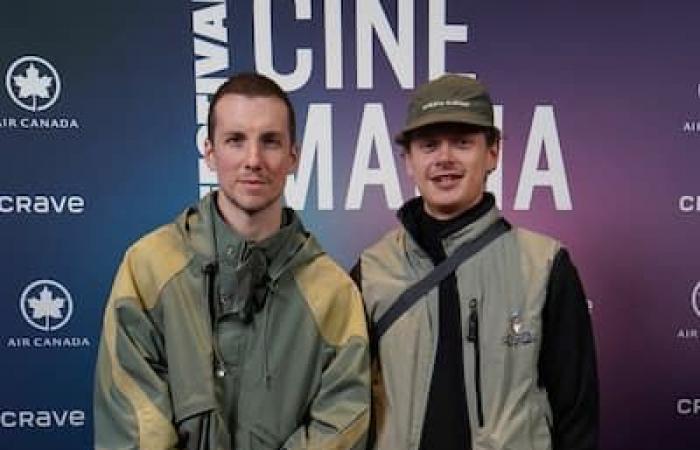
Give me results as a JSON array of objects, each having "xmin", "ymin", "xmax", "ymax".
[
  {"xmin": 244, "ymin": 144, "xmax": 262, "ymax": 168},
  {"xmin": 434, "ymin": 141, "xmax": 454, "ymax": 162}
]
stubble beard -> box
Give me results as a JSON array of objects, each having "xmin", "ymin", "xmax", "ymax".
[{"xmin": 223, "ymin": 190, "xmax": 282, "ymax": 217}]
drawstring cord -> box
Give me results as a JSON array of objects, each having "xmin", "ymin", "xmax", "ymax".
[
  {"xmin": 262, "ymin": 279, "xmax": 278, "ymax": 389},
  {"xmin": 203, "ymin": 262, "xmax": 227, "ymax": 378}
]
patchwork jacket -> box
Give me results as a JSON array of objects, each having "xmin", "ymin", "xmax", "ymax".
[{"xmin": 94, "ymin": 193, "xmax": 370, "ymax": 450}]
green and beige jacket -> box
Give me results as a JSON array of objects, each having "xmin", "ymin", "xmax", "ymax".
[{"xmin": 94, "ymin": 193, "xmax": 370, "ymax": 450}]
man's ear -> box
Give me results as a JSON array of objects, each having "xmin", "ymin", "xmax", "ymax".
[
  {"xmin": 288, "ymin": 143, "xmax": 300, "ymax": 174},
  {"xmin": 204, "ymin": 138, "xmax": 216, "ymax": 171},
  {"xmin": 404, "ymin": 150, "xmax": 415, "ymax": 180},
  {"xmin": 486, "ymin": 143, "xmax": 499, "ymax": 173}
]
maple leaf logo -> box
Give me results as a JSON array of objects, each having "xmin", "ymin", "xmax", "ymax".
[
  {"xmin": 19, "ymin": 279, "xmax": 73, "ymax": 331},
  {"xmin": 28, "ymin": 286, "xmax": 65, "ymax": 328},
  {"xmin": 12, "ymin": 63, "xmax": 54, "ymax": 112}
]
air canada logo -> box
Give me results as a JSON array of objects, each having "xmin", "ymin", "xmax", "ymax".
[
  {"xmin": 674, "ymin": 282, "xmax": 700, "ymax": 340},
  {"xmin": 5, "ymin": 56, "xmax": 61, "ymax": 112},
  {"xmin": 4, "ymin": 279, "xmax": 90, "ymax": 349},
  {"xmin": 20, "ymin": 279, "xmax": 73, "ymax": 331}
]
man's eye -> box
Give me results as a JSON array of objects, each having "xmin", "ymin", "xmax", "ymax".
[
  {"xmin": 418, "ymin": 141, "xmax": 437, "ymax": 152},
  {"xmin": 263, "ymin": 138, "xmax": 282, "ymax": 148},
  {"xmin": 456, "ymin": 137, "xmax": 475, "ymax": 148}
]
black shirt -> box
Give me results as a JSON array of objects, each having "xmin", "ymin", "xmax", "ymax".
[{"xmin": 398, "ymin": 194, "xmax": 494, "ymax": 450}]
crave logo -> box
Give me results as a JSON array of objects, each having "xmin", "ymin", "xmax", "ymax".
[
  {"xmin": 0, "ymin": 409, "xmax": 85, "ymax": 429},
  {"xmin": 4, "ymin": 279, "xmax": 91, "ymax": 349},
  {"xmin": 677, "ymin": 398, "xmax": 700, "ymax": 416},
  {"xmin": 678, "ymin": 195, "xmax": 700, "ymax": 213},
  {"xmin": 1, "ymin": 55, "xmax": 80, "ymax": 130}
]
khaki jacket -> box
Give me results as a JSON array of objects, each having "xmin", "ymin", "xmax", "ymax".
[
  {"xmin": 360, "ymin": 206, "xmax": 562, "ymax": 450},
  {"xmin": 94, "ymin": 193, "xmax": 370, "ymax": 450}
]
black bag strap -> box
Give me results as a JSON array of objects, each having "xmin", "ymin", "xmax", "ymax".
[{"xmin": 370, "ymin": 218, "xmax": 511, "ymax": 354}]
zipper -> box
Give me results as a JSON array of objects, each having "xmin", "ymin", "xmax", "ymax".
[{"xmin": 467, "ymin": 298, "xmax": 484, "ymax": 427}]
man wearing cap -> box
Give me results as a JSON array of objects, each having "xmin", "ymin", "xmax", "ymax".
[{"xmin": 352, "ymin": 74, "xmax": 599, "ymax": 450}]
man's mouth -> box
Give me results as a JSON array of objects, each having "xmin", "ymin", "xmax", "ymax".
[
  {"xmin": 239, "ymin": 178, "xmax": 266, "ymax": 185},
  {"xmin": 430, "ymin": 174, "xmax": 462, "ymax": 184}
]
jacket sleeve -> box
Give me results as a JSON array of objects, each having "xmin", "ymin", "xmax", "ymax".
[
  {"xmin": 282, "ymin": 278, "xmax": 371, "ymax": 450},
  {"xmin": 539, "ymin": 248, "xmax": 599, "ymax": 450},
  {"xmin": 93, "ymin": 254, "xmax": 180, "ymax": 450}
]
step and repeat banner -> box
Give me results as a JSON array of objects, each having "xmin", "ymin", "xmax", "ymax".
[{"xmin": 2, "ymin": 1, "xmax": 699, "ymax": 449}]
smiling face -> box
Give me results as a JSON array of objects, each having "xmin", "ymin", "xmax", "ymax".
[
  {"xmin": 204, "ymin": 93, "xmax": 298, "ymax": 221},
  {"xmin": 404, "ymin": 123, "xmax": 499, "ymax": 220}
]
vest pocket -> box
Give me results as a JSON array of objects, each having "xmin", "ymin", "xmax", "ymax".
[{"xmin": 466, "ymin": 298, "xmax": 484, "ymax": 428}]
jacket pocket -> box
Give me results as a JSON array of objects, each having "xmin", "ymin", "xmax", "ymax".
[
  {"xmin": 466, "ymin": 298, "xmax": 484, "ymax": 428},
  {"xmin": 246, "ymin": 423, "xmax": 284, "ymax": 450}
]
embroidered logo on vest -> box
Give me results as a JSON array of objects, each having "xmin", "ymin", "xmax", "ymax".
[{"xmin": 503, "ymin": 311, "xmax": 535, "ymax": 346}]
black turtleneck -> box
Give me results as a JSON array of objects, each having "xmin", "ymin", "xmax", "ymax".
[{"xmin": 397, "ymin": 194, "xmax": 494, "ymax": 450}]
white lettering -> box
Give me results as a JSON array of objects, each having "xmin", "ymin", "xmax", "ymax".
[
  {"xmin": 325, "ymin": 0, "xmax": 343, "ymax": 89},
  {"xmin": 0, "ymin": 195, "xmax": 85, "ymax": 214},
  {"xmin": 19, "ymin": 411, "xmax": 33, "ymax": 427},
  {"xmin": 346, "ymin": 104, "xmax": 402, "ymax": 210},
  {"xmin": 31, "ymin": 337, "xmax": 91, "ymax": 348},
  {"xmin": 356, "ymin": 0, "xmax": 414, "ymax": 89},
  {"xmin": 34, "ymin": 196, "xmax": 49, "ymax": 213},
  {"xmin": 514, "ymin": 106, "xmax": 572, "ymax": 210},
  {"xmin": 69, "ymin": 410, "xmax": 85, "ymax": 426},
  {"xmin": 0, "ymin": 410, "xmax": 86, "ymax": 428},
  {"xmin": 676, "ymin": 328, "xmax": 699, "ymax": 339},
  {"xmin": 254, "ymin": 0, "xmax": 312, "ymax": 91},
  {"xmin": 285, "ymin": 104, "xmax": 334, "ymax": 210},
  {"xmin": 193, "ymin": 0, "xmax": 229, "ymax": 188},
  {"xmin": 68, "ymin": 196, "xmax": 85, "ymax": 213},
  {"xmin": 12, "ymin": 117, "xmax": 81, "ymax": 129},
  {"xmin": 0, "ymin": 412, "xmax": 15, "ymax": 427},
  {"xmin": 35, "ymin": 411, "xmax": 51, "ymax": 428},
  {"xmin": 0, "ymin": 118, "xmax": 18, "ymax": 128},
  {"xmin": 677, "ymin": 398, "xmax": 700, "ymax": 415},
  {"xmin": 683, "ymin": 121, "xmax": 700, "ymax": 132},
  {"xmin": 194, "ymin": 38, "xmax": 228, "ymax": 77},
  {"xmin": 678, "ymin": 195, "xmax": 700, "ymax": 212},
  {"xmin": 52, "ymin": 410, "xmax": 68, "ymax": 427},
  {"xmin": 192, "ymin": 2, "xmax": 227, "ymax": 43},
  {"xmin": 0, "ymin": 196, "xmax": 12, "ymax": 213},
  {"xmin": 428, "ymin": 0, "xmax": 468, "ymax": 80},
  {"xmin": 16, "ymin": 196, "xmax": 31, "ymax": 213}
]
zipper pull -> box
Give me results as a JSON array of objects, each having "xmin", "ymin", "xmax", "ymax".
[
  {"xmin": 215, "ymin": 362, "xmax": 227, "ymax": 378},
  {"xmin": 467, "ymin": 298, "xmax": 478, "ymax": 343}
]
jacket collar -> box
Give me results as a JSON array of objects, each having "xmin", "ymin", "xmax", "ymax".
[
  {"xmin": 398, "ymin": 193, "xmax": 502, "ymax": 259},
  {"xmin": 176, "ymin": 192, "xmax": 321, "ymax": 280}
]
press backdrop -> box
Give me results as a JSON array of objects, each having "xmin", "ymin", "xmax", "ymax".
[{"xmin": 2, "ymin": 1, "xmax": 700, "ymax": 449}]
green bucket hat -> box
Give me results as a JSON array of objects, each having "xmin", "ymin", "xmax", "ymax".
[{"xmin": 395, "ymin": 74, "xmax": 495, "ymax": 144}]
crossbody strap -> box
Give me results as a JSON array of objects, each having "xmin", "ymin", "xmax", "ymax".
[{"xmin": 370, "ymin": 218, "xmax": 511, "ymax": 354}]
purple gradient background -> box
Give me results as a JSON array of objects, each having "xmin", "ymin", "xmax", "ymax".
[
  {"xmin": 1, "ymin": 1, "xmax": 699, "ymax": 449},
  {"xmin": 268, "ymin": 2, "xmax": 700, "ymax": 448}
]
